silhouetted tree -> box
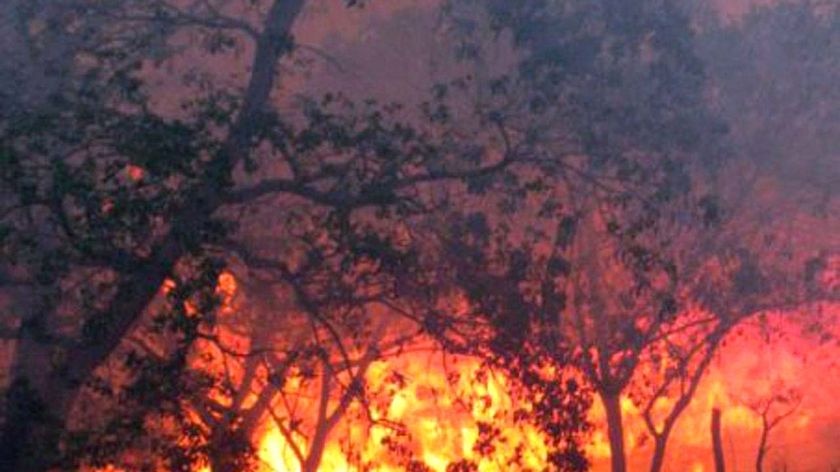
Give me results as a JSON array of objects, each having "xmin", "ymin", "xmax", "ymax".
[
  {"xmin": 437, "ymin": 2, "xmax": 839, "ymax": 472},
  {"xmin": 437, "ymin": 1, "xmax": 721, "ymax": 470},
  {"xmin": 0, "ymin": 1, "xmax": 553, "ymax": 469},
  {"xmin": 741, "ymin": 382, "xmax": 803, "ymax": 472},
  {"xmin": 711, "ymin": 408, "xmax": 725, "ymax": 472}
]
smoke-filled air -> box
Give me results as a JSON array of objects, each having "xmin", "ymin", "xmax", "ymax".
[{"xmin": 0, "ymin": 0, "xmax": 837, "ymax": 471}]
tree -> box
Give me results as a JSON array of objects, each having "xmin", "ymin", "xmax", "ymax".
[
  {"xmin": 2, "ymin": 1, "xmax": 565, "ymax": 469},
  {"xmin": 437, "ymin": 2, "xmax": 838, "ymax": 472},
  {"xmin": 685, "ymin": 7, "xmax": 840, "ymax": 470},
  {"xmin": 4, "ymin": 1, "xmax": 834, "ymax": 470},
  {"xmin": 1, "ymin": 0, "xmax": 310, "ymax": 467},
  {"xmin": 711, "ymin": 407, "xmax": 725, "ymax": 472},
  {"xmin": 744, "ymin": 382, "xmax": 803, "ymax": 472},
  {"xmin": 436, "ymin": 1, "xmax": 723, "ymax": 471}
]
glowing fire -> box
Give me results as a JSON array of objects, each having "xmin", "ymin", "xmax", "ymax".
[
  {"xmin": 100, "ymin": 274, "xmax": 839, "ymax": 472},
  {"xmin": 251, "ymin": 352, "xmax": 550, "ymax": 472},
  {"xmin": 249, "ymin": 312, "xmax": 838, "ymax": 472},
  {"xmin": 243, "ymin": 337, "xmax": 830, "ymax": 472}
]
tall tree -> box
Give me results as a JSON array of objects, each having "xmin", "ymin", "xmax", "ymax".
[
  {"xmin": 1, "ymin": 1, "xmax": 554, "ymax": 469},
  {"xmin": 438, "ymin": 1, "xmax": 838, "ymax": 472},
  {"xmin": 1, "ymin": 1, "xmax": 352, "ymax": 469},
  {"xmin": 438, "ymin": 1, "xmax": 722, "ymax": 471}
]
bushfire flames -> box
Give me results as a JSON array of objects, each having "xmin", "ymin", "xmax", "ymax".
[
  {"xmin": 249, "ymin": 339, "xmax": 836, "ymax": 472},
  {"xmin": 3, "ymin": 1, "xmax": 837, "ymax": 471},
  {"xmin": 251, "ymin": 354, "xmax": 547, "ymax": 472},
  {"xmin": 144, "ymin": 274, "xmax": 840, "ymax": 472}
]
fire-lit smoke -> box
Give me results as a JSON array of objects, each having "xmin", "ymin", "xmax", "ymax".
[{"xmin": 66, "ymin": 0, "xmax": 836, "ymax": 469}]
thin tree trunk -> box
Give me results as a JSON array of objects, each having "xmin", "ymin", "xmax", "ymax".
[
  {"xmin": 712, "ymin": 408, "xmax": 726, "ymax": 472},
  {"xmin": 0, "ymin": 322, "xmax": 77, "ymax": 471},
  {"xmin": 0, "ymin": 380, "xmax": 56, "ymax": 472},
  {"xmin": 302, "ymin": 335, "xmax": 381, "ymax": 472},
  {"xmin": 646, "ymin": 331, "xmax": 726, "ymax": 472},
  {"xmin": 602, "ymin": 392, "xmax": 627, "ymax": 472},
  {"xmin": 649, "ymin": 435, "xmax": 667, "ymax": 472},
  {"xmin": 302, "ymin": 361, "xmax": 333, "ymax": 472},
  {"xmin": 208, "ymin": 450, "xmax": 237, "ymax": 472},
  {"xmin": 302, "ymin": 423, "xmax": 330, "ymax": 472},
  {"xmin": 755, "ymin": 417, "xmax": 769, "ymax": 472}
]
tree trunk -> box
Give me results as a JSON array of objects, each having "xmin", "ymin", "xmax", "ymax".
[
  {"xmin": 602, "ymin": 392, "xmax": 627, "ymax": 472},
  {"xmin": 649, "ymin": 435, "xmax": 667, "ymax": 472},
  {"xmin": 0, "ymin": 386, "xmax": 73, "ymax": 472},
  {"xmin": 0, "ymin": 380, "xmax": 53, "ymax": 472},
  {"xmin": 0, "ymin": 1, "xmax": 307, "ymax": 470},
  {"xmin": 302, "ymin": 434, "xmax": 328, "ymax": 472},
  {"xmin": 712, "ymin": 408, "xmax": 726, "ymax": 472},
  {"xmin": 208, "ymin": 451, "xmax": 237, "ymax": 472},
  {"xmin": 302, "ymin": 361, "xmax": 334, "ymax": 472},
  {"xmin": 755, "ymin": 417, "xmax": 769, "ymax": 472},
  {"xmin": 0, "ymin": 320, "xmax": 78, "ymax": 471}
]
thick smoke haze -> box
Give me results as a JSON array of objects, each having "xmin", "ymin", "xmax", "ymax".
[{"xmin": 0, "ymin": 1, "xmax": 836, "ymax": 471}]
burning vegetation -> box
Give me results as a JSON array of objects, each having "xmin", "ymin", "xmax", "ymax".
[{"xmin": 0, "ymin": 0, "xmax": 837, "ymax": 471}]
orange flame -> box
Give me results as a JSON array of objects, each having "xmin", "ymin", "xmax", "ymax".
[{"xmin": 98, "ymin": 273, "xmax": 839, "ymax": 472}]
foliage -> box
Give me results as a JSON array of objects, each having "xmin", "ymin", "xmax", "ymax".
[{"xmin": 2, "ymin": 1, "xmax": 835, "ymax": 471}]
